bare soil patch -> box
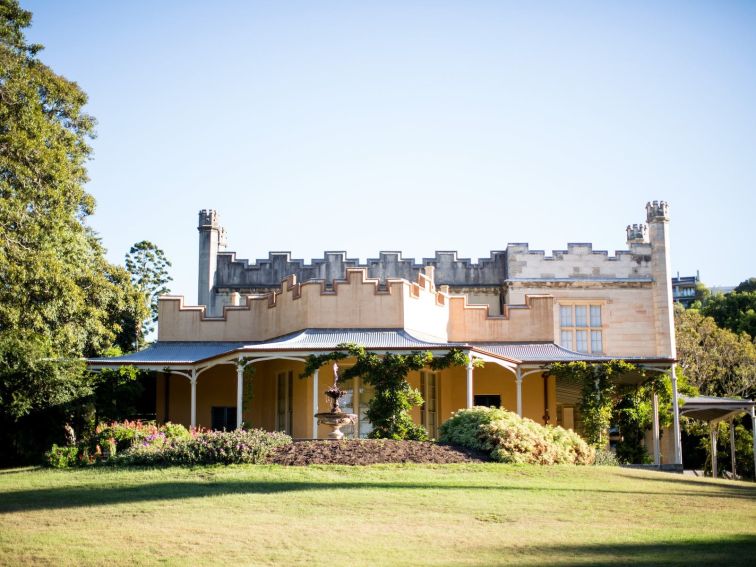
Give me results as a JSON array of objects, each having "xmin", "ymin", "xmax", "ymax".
[{"xmin": 269, "ymin": 439, "xmax": 489, "ymax": 465}]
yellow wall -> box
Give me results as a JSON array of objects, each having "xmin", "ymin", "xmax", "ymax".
[{"xmin": 156, "ymin": 362, "xmax": 559, "ymax": 436}]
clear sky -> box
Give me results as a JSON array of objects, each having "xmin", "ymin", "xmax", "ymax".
[{"xmin": 24, "ymin": 0, "xmax": 756, "ymax": 302}]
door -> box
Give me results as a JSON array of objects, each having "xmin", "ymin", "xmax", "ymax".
[
  {"xmin": 420, "ymin": 371, "xmax": 439, "ymax": 438},
  {"xmin": 276, "ymin": 371, "xmax": 293, "ymax": 435}
]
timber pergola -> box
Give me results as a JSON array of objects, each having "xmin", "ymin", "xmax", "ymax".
[{"xmin": 680, "ymin": 396, "xmax": 756, "ymax": 480}]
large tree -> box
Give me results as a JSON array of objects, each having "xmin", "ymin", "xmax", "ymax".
[
  {"xmin": 700, "ymin": 288, "xmax": 756, "ymax": 339},
  {"xmin": 0, "ymin": 1, "xmax": 147, "ymax": 462},
  {"xmin": 675, "ymin": 305, "xmax": 756, "ymax": 399},
  {"xmin": 125, "ymin": 240, "xmax": 172, "ymax": 345}
]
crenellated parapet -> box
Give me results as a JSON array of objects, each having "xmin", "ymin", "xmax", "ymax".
[
  {"xmin": 159, "ymin": 265, "xmax": 555, "ymax": 344},
  {"xmin": 198, "ymin": 209, "xmax": 221, "ymax": 230},
  {"xmin": 646, "ymin": 200, "xmax": 669, "ymax": 222},
  {"xmin": 214, "ymin": 249, "xmax": 508, "ymax": 290},
  {"xmin": 506, "ymin": 242, "xmax": 654, "ymax": 281},
  {"xmin": 626, "ymin": 223, "xmax": 648, "ymax": 244}
]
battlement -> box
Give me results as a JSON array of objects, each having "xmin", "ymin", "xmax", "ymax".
[
  {"xmin": 198, "ymin": 209, "xmax": 221, "ymax": 230},
  {"xmin": 626, "ymin": 223, "xmax": 648, "ymax": 244},
  {"xmin": 214, "ymin": 249, "xmax": 508, "ymax": 290},
  {"xmin": 646, "ymin": 200, "xmax": 669, "ymax": 222},
  {"xmin": 506, "ymin": 242, "xmax": 654, "ymax": 281}
]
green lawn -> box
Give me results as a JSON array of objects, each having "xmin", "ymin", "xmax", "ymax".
[{"xmin": 0, "ymin": 465, "xmax": 754, "ymax": 566}]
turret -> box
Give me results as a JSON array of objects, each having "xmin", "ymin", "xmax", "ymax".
[{"xmin": 625, "ymin": 223, "xmax": 648, "ymax": 244}]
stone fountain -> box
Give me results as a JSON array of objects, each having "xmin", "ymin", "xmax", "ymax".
[{"xmin": 314, "ymin": 363, "xmax": 357, "ymax": 440}]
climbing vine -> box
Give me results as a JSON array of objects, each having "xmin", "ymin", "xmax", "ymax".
[
  {"xmin": 546, "ymin": 360, "xmax": 638, "ymax": 447},
  {"xmin": 301, "ymin": 344, "xmax": 479, "ymax": 440},
  {"xmin": 236, "ymin": 359, "xmax": 256, "ymax": 427}
]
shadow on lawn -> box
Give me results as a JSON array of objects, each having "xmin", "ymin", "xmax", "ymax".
[
  {"xmin": 1, "ymin": 475, "xmax": 755, "ymax": 513},
  {"xmin": 477, "ymin": 535, "xmax": 756, "ymax": 567}
]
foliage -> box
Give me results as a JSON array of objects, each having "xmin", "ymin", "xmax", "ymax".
[
  {"xmin": 0, "ymin": 1, "xmax": 148, "ymax": 463},
  {"xmin": 675, "ymin": 304, "xmax": 756, "ymax": 399},
  {"xmin": 302, "ymin": 344, "xmax": 476, "ymax": 440},
  {"xmin": 700, "ymin": 290, "xmax": 756, "ymax": 340},
  {"xmin": 546, "ymin": 360, "xmax": 637, "ymax": 447},
  {"xmin": 695, "ymin": 421, "xmax": 755, "ymax": 480},
  {"xmin": 44, "ymin": 420, "xmax": 290, "ymax": 467},
  {"xmin": 0, "ymin": 331, "xmax": 88, "ymax": 421},
  {"xmin": 116, "ymin": 428, "xmax": 292, "ymax": 466},
  {"xmin": 44, "ymin": 444, "xmax": 78, "ymax": 468},
  {"xmin": 125, "ymin": 240, "xmax": 172, "ymax": 344},
  {"xmin": 612, "ymin": 372, "xmax": 676, "ymax": 464},
  {"xmin": 93, "ymin": 419, "xmax": 190, "ymax": 454},
  {"xmin": 734, "ymin": 277, "xmax": 756, "ymax": 294},
  {"xmin": 593, "ymin": 448, "xmax": 620, "ymax": 466},
  {"xmin": 438, "ymin": 407, "xmax": 595, "ymax": 465}
]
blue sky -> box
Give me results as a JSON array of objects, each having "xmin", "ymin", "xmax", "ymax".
[{"xmin": 25, "ymin": 0, "xmax": 756, "ymax": 302}]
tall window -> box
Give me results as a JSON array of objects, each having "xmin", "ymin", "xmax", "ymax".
[
  {"xmin": 420, "ymin": 371, "xmax": 439, "ymax": 438},
  {"xmin": 559, "ymin": 304, "xmax": 603, "ymax": 354}
]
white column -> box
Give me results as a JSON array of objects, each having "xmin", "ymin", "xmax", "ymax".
[
  {"xmin": 466, "ymin": 359, "xmax": 474, "ymax": 408},
  {"xmin": 236, "ymin": 363, "xmax": 244, "ymax": 429},
  {"xmin": 669, "ymin": 364, "xmax": 682, "ymax": 465},
  {"xmin": 652, "ymin": 393, "xmax": 660, "ymax": 466},
  {"xmin": 515, "ymin": 366, "xmax": 523, "ymax": 417},
  {"xmin": 312, "ymin": 369, "xmax": 319, "ymax": 439},
  {"xmin": 190, "ymin": 369, "xmax": 197, "ymax": 429},
  {"xmin": 710, "ymin": 426, "xmax": 718, "ymax": 479},
  {"xmin": 751, "ymin": 406, "xmax": 756, "ymax": 481}
]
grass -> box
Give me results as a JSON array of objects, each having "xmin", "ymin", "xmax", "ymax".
[{"xmin": 0, "ymin": 465, "xmax": 754, "ymax": 566}]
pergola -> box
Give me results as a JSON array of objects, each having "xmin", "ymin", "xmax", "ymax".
[{"xmin": 679, "ymin": 396, "xmax": 756, "ymax": 480}]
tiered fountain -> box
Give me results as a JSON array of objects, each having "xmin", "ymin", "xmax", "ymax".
[{"xmin": 314, "ymin": 363, "xmax": 357, "ymax": 440}]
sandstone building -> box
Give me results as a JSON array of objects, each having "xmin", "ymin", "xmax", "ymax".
[{"xmin": 90, "ymin": 201, "xmax": 682, "ymax": 464}]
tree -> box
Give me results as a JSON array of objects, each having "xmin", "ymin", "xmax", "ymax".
[
  {"xmin": 0, "ymin": 1, "xmax": 148, "ymax": 463},
  {"xmin": 675, "ymin": 305, "xmax": 756, "ymax": 399},
  {"xmin": 125, "ymin": 240, "xmax": 172, "ymax": 344},
  {"xmin": 700, "ymin": 290, "xmax": 756, "ymax": 339},
  {"xmin": 735, "ymin": 277, "xmax": 756, "ymax": 293}
]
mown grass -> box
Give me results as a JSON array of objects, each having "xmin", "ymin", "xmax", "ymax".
[{"xmin": 0, "ymin": 464, "xmax": 754, "ymax": 566}]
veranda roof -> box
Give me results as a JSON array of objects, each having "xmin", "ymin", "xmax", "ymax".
[
  {"xmin": 679, "ymin": 396, "xmax": 756, "ymax": 423},
  {"xmin": 86, "ymin": 328, "xmax": 675, "ymax": 368}
]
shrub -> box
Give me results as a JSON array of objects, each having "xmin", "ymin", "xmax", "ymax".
[
  {"xmin": 115, "ymin": 428, "xmax": 292, "ymax": 466},
  {"xmin": 594, "ymin": 449, "xmax": 620, "ymax": 466},
  {"xmin": 44, "ymin": 444, "xmax": 78, "ymax": 468},
  {"xmin": 439, "ymin": 407, "xmax": 595, "ymax": 465}
]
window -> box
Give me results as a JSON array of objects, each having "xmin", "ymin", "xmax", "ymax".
[
  {"xmin": 420, "ymin": 371, "xmax": 439, "ymax": 438},
  {"xmin": 474, "ymin": 394, "xmax": 501, "ymax": 408},
  {"xmin": 211, "ymin": 407, "xmax": 237, "ymax": 431},
  {"xmin": 559, "ymin": 303, "xmax": 604, "ymax": 354}
]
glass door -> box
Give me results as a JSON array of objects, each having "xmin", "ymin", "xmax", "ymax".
[
  {"xmin": 276, "ymin": 371, "xmax": 293, "ymax": 434},
  {"xmin": 420, "ymin": 371, "xmax": 439, "ymax": 438}
]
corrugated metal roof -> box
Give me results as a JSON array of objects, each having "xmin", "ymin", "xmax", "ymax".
[
  {"xmin": 679, "ymin": 396, "xmax": 755, "ymax": 422},
  {"xmin": 471, "ymin": 343, "xmax": 613, "ymax": 362},
  {"xmin": 87, "ymin": 342, "xmax": 247, "ymax": 365},
  {"xmin": 242, "ymin": 328, "xmax": 451, "ymax": 350},
  {"xmin": 87, "ymin": 329, "xmax": 672, "ymax": 366}
]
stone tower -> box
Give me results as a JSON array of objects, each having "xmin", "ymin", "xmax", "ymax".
[
  {"xmin": 646, "ymin": 201, "xmax": 676, "ymax": 359},
  {"xmin": 197, "ymin": 209, "xmax": 226, "ymax": 314}
]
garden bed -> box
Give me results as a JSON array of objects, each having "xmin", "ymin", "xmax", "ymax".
[{"xmin": 269, "ymin": 439, "xmax": 489, "ymax": 465}]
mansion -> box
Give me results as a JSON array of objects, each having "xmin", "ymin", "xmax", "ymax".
[{"xmin": 90, "ymin": 201, "xmax": 682, "ymax": 464}]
